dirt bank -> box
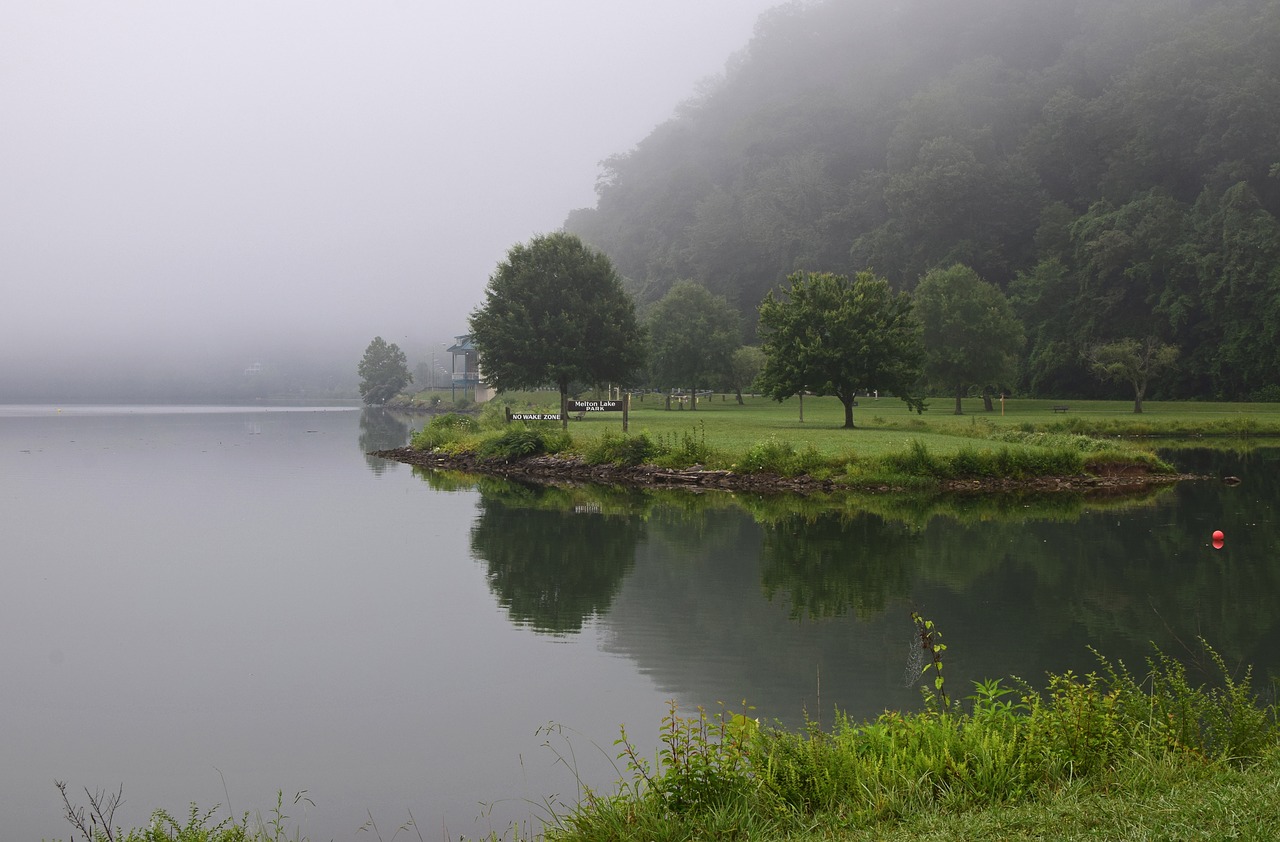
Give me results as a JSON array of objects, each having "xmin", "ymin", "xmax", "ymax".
[{"xmin": 371, "ymin": 447, "xmax": 1209, "ymax": 496}]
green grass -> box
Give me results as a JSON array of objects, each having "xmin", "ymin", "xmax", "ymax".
[
  {"xmin": 534, "ymin": 638, "xmax": 1280, "ymax": 842},
  {"xmin": 409, "ymin": 393, "xmax": 1222, "ymax": 485}
]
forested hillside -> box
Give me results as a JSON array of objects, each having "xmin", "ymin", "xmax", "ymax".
[{"xmin": 565, "ymin": 0, "xmax": 1280, "ymax": 400}]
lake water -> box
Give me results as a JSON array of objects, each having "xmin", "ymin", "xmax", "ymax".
[{"xmin": 3, "ymin": 406, "xmax": 1277, "ymax": 840}]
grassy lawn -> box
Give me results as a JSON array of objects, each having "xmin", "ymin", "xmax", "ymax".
[
  {"xmin": 401, "ymin": 391, "xmax": 1280, "ymax": 482},
  {"xmin": 515, "ymin": 393, "xmax": 1280, "ymax": 462}
]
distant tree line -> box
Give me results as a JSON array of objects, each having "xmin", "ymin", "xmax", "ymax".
[{"xmin": 564, "ymin": 0, "xmax": 1280, "ymax": 401}]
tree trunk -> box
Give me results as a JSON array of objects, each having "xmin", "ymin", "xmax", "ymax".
[
  {"xmin": 843, "ymin": 395, "xmax": 856, "ymax": 428},
  {"xmin": 983, "ymin": 392, "xmax": 994, "ymax": 412},
  {"xmin": 954, "ymin": 387, "xmax": 964, "ymax": 415},
  {"xmin": 1134, "ymin": 382, "xmax": 1145, "ymax": 414},
  {"xmin": 735, "ymin": 388, "xmax": 744, "ymax": 405}
]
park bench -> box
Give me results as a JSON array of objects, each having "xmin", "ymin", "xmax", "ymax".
[{"xmin": 1052, "ymin": 405, "xmax": 1070, "ymax": 413}]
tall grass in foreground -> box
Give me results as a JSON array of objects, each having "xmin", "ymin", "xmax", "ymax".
[
  {"xmin": 49, "ymin": 787, "xmax": 340, "ymax": 842},
  {"xmin": 540, "ymin": 638, "xmax": 1278, "ymax": 842}
]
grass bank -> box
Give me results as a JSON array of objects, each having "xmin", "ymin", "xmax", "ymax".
[
  {"xmin": 534, "ymin": 635, "xmax": 1279, "ymax": 842},
  {"xmin": 402, "ymin": 394, "xmax": 1221, "ymax": 487}
]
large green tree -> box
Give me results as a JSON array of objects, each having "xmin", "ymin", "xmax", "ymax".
[
  {"xmin": 727, "ymin": 345, "xmax": 766, "ymax": 405},
  {"xmin": 357, "ymin": 336, "xmax": 411, "ymax": 405},
  {"xmin": 915, "ymin": 264, "xmax": 1025, "ymax": 414},
  {"xmin": 1088, "ymin": 337, "xmax": 1179, "ymax": 414},
  {"xmin": 469, "ymin": 232, "xmax": 645, "ymax": 426},
  {"xmin": 646, "ymin": 280, "xmax": 741, "ymax": 409},
  {"xmin": 757, "ymin": 271, "xmax": 925, "ymax": 428}
]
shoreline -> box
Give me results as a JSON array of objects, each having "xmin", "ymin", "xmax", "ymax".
[{"xmin": 371, "ymin": 447, "xmax": 1210, "ymax": 496}]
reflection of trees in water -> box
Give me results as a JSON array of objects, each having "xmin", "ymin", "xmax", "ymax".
[
  {"xmin": 470, "ymin": 491, "xmax": 645, "ymax": 635},
  {"xmin": 760, "ymin": 513, "xmax": 921, "ymax": 619},
  {"xmin": 415, "ymin": 451, "xmax": 1280, "ymax": 694},
  {"xmin": 902, "ymin": 456, "xmax": 1280, "ymax": 688},
  {"xmin": 358, "ymin": 408, "xmax": 409, "ymax": 474}
]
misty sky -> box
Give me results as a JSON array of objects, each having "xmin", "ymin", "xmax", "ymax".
[{"xmin": 1, "ymin": 1, "xmax": 778, "ymax": 379}]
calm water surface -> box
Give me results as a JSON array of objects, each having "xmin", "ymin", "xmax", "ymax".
[{"xmin": 3, "ymin": 406, "xmax": 1277, "ymax": 840}]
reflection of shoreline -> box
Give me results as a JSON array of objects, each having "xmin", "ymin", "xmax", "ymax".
[
  {"xmin": 414, "ymin": 450, "xmax": 1280, "ymax": 730},
  {"xmin": 373, "ymin": 446, "xmax": 1205, "ymax": 496}
]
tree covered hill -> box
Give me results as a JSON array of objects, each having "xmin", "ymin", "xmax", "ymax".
[{"xmin": 565, "ymin": 0, "xmax": 1280, "ymax": 400}]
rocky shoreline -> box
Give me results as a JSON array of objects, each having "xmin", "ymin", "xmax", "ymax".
[{"xmin": 371, "ymin": 447, "xmax": 1210, "ymax": 496}]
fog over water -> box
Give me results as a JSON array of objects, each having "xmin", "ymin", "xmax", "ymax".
[{"xmin": 1, "ymin": 1, "xmax": 778, "ymax": 398}]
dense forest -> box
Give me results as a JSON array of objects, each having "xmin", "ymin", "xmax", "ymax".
[{"xmin": 565, "ymin": 0, "xmax": 1280, "ymax": 400}]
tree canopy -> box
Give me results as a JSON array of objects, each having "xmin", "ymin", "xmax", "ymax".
[
  {"xmin": 1088, "ymin": 337, "xmax": 1180, "ymax": 413},
  {"xmin": 727, "ymin": 345, "xmax": 766, "ymax": 405},
  {"xmin": 646, "ymin": 280, "xmax": 741, "ymax": 408},
  {"xmin": 566, "ymin": 0, "xmax": 1280, "ymax": 400},
  {"xmin": 757, "ymin": 271, "xmax": 925, "ymax": 428},
  {"xmin": 915, "ymin": 264, "xmax": 1024, "ymax": 413},
  {"xmin": 357, "ymin": 336, "xmax": 411, "ymax": 405},
  {"xmin": 468, "ymin": 232, "xmax": 645, "ymax": 424}
]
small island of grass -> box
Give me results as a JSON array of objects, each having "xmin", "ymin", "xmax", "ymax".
[{"xmin": 370, "ymin": 393, "xmax": 1269, "ymax": 495}]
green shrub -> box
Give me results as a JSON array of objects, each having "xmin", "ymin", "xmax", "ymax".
[
  {"xmin": 737, "ymin": 436, "xmax": 792, "ymax": 474},
  {"xmin": 410, "ymin": 413, "xmax": 479, "ymax": 450},
  {"xmin": 475, "ymin": 427, "xmax": 571, "ymax": 462},
  {"xmin": 1249, "ymin": 384, "xmax": 1280, "ymax": 402},
  {"xmin": 614, "ymin": 700, "xmax": 760, "ymax": 814},
  {"xmin": 652, "ymin": 422, "xmax": 725, "ymax": 469},
  {"xmin": 737, "ymin": 436, "xmax": 831, "ymax": 477},
  {"xmin": 583, "ymin": 431, "xmax": 661, "ymax": 467},
  {"xmin": 880, "ymin": 439, "xmax": 948, "ymax": 477}
]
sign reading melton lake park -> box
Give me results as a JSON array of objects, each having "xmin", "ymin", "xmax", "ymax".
[
  {"xmin": 506, "ymin": 397, "xmax": 631, "ymax": 430},
  {"xmin": 566, "ymin": 400, "xmax": 624, "ymax": 412}
]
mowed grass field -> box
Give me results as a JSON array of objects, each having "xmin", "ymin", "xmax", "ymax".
[{"xmin": 525, "ymin": 393, "xmax": 1280, "ymax": 461}]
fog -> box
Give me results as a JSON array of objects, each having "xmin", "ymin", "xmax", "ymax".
[{"xmin": 0, "ymin": 1, "xmax": 778, "ymax": 399}]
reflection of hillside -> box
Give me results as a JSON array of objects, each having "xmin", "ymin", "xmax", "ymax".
[
  {"xmin": 761, "ymin": 513, "xmax": 922, "ymax": 620},
  {"xmin": 600, "ymin": 506, "xmax": 925, "ymax": 726},
  {"xmin": 410, "ymin": 452, "xmax": 1280, "ymax": 722},
  {"xmin": 596, "ymin": 453, "xmax": 1280, "ymax": 725}
]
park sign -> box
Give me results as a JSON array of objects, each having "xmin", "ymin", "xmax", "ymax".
[
  {"xmin": 505, "ymin": 395, "xmax": 631, "ymax": 431},
  {"xmin": 567, "ymin": 400, "xmax": 624, "ymax": 412}
]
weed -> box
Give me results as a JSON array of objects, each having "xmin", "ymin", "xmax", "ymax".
[
  {"xmin": 652, "ymin": 421, "xmax": 723, "ymax": 468},
  {"xmin": 54, "ymin": 781, "xmax": 253, "ymax": 842},
  {"xmin": 410, "ymin": 413, "xmax": 479, "ymax": 450},
  {"xmin": 614, "ymin": 700, "xmax": 760, "ymax": 814},
  {"xmin": 582, "ymin": 430, "xmax": 660, "ymax": 467},
  {"xmin": 911, "ymin": 611, "xmax": 948, "ymax": 708}
]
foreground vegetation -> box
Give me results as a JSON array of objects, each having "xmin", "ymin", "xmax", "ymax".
[
  {"xmin": 531, "ymin": 633, "xmax": 1279, "ymax": 842},
  {"xmin": 58, "ymin": 635, "xmax": 1280, "ymax": 841},
  {"xmin": 395, "ymin": 393, "xmax": 1280, "ymax": 487}
]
